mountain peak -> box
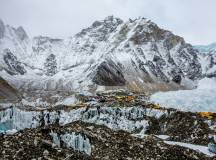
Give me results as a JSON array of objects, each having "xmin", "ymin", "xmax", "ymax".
[
  {"xmin": 0, "ymin": 15, "xmax": 214, "ymax": 94},
  {"xmin": 76, "ymin": 16, "xmax": 123, "ymax": 40},
  {"xmin": 15, "ymin": 26, "xmax": 28, "ymax": 41},
  {"xmin": 103, "ymin": 15, "xmax": 123, "ymax": 24},
  {"xmin": 90, "ymin": 15, "xmax": 123, "ymax": 30}
]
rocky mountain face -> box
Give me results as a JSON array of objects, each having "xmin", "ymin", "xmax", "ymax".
[
  {"xmin": 3, "ymin": 49, "xmax": 26, "ymax": 75},
  {"xmin": 44, "ymin": 54, "xmax": 58, "ymax": 76},
  {"xmin": 0, "ymin": 76, "xmax": 20, "ymax": 102},
  {"xmin": 201, "ymin": 54, "xmax": 216, "ymax": 78},
  {"xmin": 194, "ymin": 44, "xmax": 216, "ymax": 78},
  {"xmin": 0, "ymin": 16, "xmax": 214, "ymax": 95}
]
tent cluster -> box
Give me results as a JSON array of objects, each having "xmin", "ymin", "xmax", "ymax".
[{"xmin": 198, "ymin": 112, "xmax": 216, "ymax": 120}]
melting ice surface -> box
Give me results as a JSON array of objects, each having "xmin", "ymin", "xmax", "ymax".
[{"xmin": 151, "ymin": 78, "xmax": 216, "ymax": 112}]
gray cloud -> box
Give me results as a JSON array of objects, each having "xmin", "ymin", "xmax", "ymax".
[{"xmin": 0, "ymin": 0, "xmax": 216, "ymax": 44}]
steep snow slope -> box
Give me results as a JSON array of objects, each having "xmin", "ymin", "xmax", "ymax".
[
  {"xmin": 198, "ymin": 53, "xmax": 216, "ymax": 78},
  {"xmin": 194, "ymin": 43, "xmax": 216, "ymax": 78},
  {"xmin": 0, "ymin": 16, "xmax": 210, "ymax": 94}
]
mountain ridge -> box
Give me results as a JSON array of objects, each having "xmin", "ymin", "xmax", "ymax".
[{"xmin": 0, "ymin": 16, "xmax": 215, "ymax": 96}]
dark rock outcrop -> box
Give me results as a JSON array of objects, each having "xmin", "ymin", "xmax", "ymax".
[
  {"xmin": 93, "ymin": 60, "xmax": 126, "ymax": 86},
  {"xmin": 0, "ymin": 19, "xmax": 5, "ymax": 39},
  {"xmin": 172, "ymin": 75, "xmax": 182, "ymax": 84},
  {"xmin": 147, "ymin": 61, "xmax": 169, "ymax": 82},
  {"xmin": 44, "ymin": 54, "xmax": 57, "ymax": 76},
  {"xmin": 3, "ymin": 49, "xmax": 26, "ymax": 75},
  {"xmin": 0, "ymin": 76, "xmax": 20, "ymax": 101},
  {"xmin": 206, "ymin": 72, "xmax": 216, "ymax": 78}
]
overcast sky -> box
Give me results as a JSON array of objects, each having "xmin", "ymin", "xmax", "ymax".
[{"xmin": 0, "ymin": 0, "xmax": 215, "ymax": 45}]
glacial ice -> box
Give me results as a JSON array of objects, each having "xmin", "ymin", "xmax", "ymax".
[
  {"xmin": 0, "ymin": 106, "xmax": 167, "ymax": 134},
  {"xmin": 61, "ymin": 133, "xmax": 91, "ymax": 155},
  {"xmin": 50, "ymin": 131, "xmax": 91, "ymax": 155},
  {"xmin": 0, "ymin": 107, "xmax": 60, "ymax": 132},
  {"xmin": 151, "ymin": 78, "xmax": 216, "ymax": 112}
]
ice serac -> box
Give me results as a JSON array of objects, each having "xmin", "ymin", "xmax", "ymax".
[
  {"xmin": 0, "ymin": 16, "xmax": 209, "ymax": 94},
  {"xmin": 50, "ymin": 132, "xmax": 92, "ymax": 155}
]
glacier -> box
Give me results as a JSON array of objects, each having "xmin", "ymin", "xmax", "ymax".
[
  {"xmin": 50, "ymin": 131, "xmax": 92, "ymax": 155},
  {"xmin": 150, "ymin": 78, "xmax": 216, "ymax": 112},
  {"xmin": 0, "ymin": 105, "xmax": 167, "ymax": 134}
]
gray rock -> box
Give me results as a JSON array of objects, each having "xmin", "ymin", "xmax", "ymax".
[
  {"xmin": 43, "ymin": 150, "xmax": 49, "ymax": 157},
  {"xmin": 0, "ymin": 19, "xmax": 5, "ymax": 39},
  {"xmin": 93, "ymin": 60, "xmax": 126, "ymax": 86},
  {"xmin": 3, "ymin": 49, "xmax": 26, "ymax": 75},
  {"xmin": 44, "ymin": 54, "xmax": 58, "ymax": 76},
  {"xmin": 172, "ymin": 75, "xmax": 182, "ymax": 84},
  {"xmin": 0, "ymin": 76, "xmax": 20, "ymax": 102}
]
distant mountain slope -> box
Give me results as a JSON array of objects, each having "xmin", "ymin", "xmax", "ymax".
[
  {"xmin": 0, "ymin": 16, "xmax": 215, "ymax": 94},
  {"xmin": 194, "ymin": 43, "xmax": 216, "ymax": 54}
]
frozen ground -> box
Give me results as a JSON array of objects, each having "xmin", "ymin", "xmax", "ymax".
[{"xmin": 151, "ymin": 78, "xmax": 216, "ymax": 112}]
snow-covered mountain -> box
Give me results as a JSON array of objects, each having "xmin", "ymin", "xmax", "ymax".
[
  {"xmin": 195, "ymin": 43, "xmax": 216, "ymax": 54},
  {"xmin": 194, "ymin": 43, "xmax": 216, "ymax": 78},
  {"xmin": 0, "ymin": 16, "xmax": 215, "ymax": 95}
]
